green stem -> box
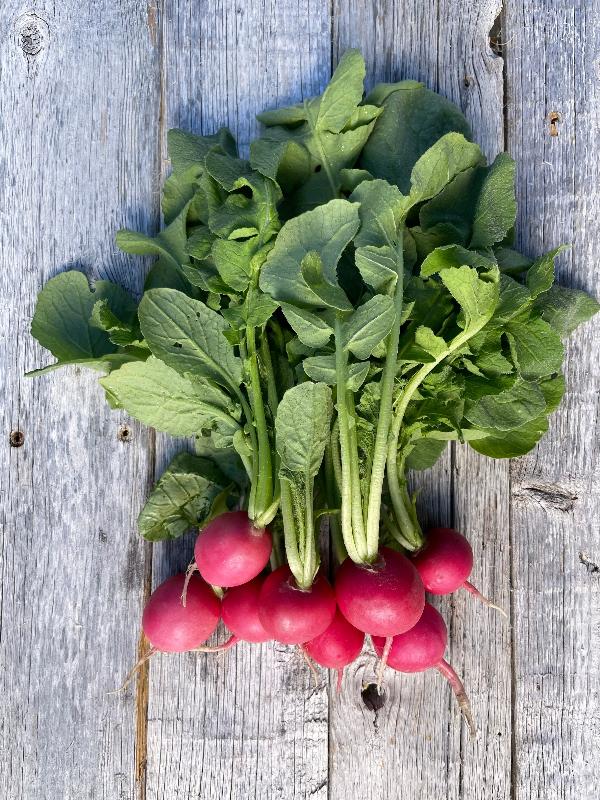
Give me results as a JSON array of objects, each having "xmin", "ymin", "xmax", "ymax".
[
  {"xmin": 387, "ymin": 321, "xmax": 491, "ymax": 542},
  {"xmin": 279, "ymin": 481, "xmax": 304, "ymax": 584},
  {"xmin": 364, "ymin": 228, "xmax": 405, "ymax": 560},
  {"xmin": 334, "ymin": 316, "xmax": 368, "ymax": 563},
  {"xmin": 324, "ymin": 442, "xmax": 347, "ymax": 565},
  {"xmin": 246, "ymin": 324, "xmax": 273, "ymax": 521},
  {"xmin": 303, "ymin": 482, "xmax": 316, "ymax": 587}
]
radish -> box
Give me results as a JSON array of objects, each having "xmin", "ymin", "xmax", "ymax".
[
  {"xmin": 372, "ymin": 603, "xmax": 475, "ymax": 736},
  {"xmin": 335, "ymin": 547, "xmax": 425, "ymax": 636},
  {"xmin": 221, "ymin": 577, "xmax": 271, "ymax": 643},
  {"xmin": 412, "ymin": 528, "xmax": 506, "ymax": 615},
  {"xmin": 258, "ymin": 565, "xmax": 336, "ymax": 644},
  {"xmin": 142, "ymin": 572, "xmax": 220, "ymax": 652},
  {"xmin": 195, "ymin": 510, "xmax": 272, "ymax": 588},
  {"xmin": 303, "ymin": 608, "xmax": 364, "ymax": 690}
]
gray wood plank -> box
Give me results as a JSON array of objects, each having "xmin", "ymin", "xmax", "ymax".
[
  {"xmin": 505, "ymin": 3, "xmax": 600, "ymax": 798},
  {"xmin": 0, "ymin": 3, "xmax": 160, "ymax": 798},
  {"xmin": 144, "ymin": 3, "xmax": 332, "ymax": 797},
  {"xmin": 331, "ymin": 4, "xmax": 511, "ymax": 799}
]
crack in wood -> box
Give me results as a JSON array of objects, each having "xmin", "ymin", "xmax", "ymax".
[{"xmin": 512, "ymin": 482, "xmax": 579, "ymax": 512}]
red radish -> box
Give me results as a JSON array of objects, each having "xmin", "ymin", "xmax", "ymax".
[
  {"xmin": 222, "ymin": 577, "xmax": 271, "ymax": 643},
  {"xmin": 412, "ymin": 528, "xmax": 506, "ymax": 615},
  {"xmin": 303, "ymin": 608, "xmax": 364, "ymax": 691},
  {"xmin": 258, "ymin": 565, "xmax": 336, "ymax": 644},
  {"xmin": 373, "ymin": 603, "xmax": 475, "ymax": 736},
  {"xmin": 195, "ymin": 511, "xmax": 272, "ymax": 588},
  {"xmin": 142, "ymin": 573, "xmax": 220, "ymax": 652},
  {"xmin": 335, "ymin": 547, "xmax": 425, "ymax": 636}
]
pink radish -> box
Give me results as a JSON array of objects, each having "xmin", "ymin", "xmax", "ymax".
[
  {"xmin": 258, "ymin": 565, "xmax": 336, "ymax": 644},
  {"xmin": 373, "ymin": 603, "xmax": 475, "ymax": 736},
  {"xmin": 142, "ymin": 572, "xmax": 220, "ymax": 652},
  {"xmin": 303, "ymin": 608, "xmax": 364, "ymax": 690},
  {"xmin": 412, "ymin": 528, "xmax": 505, "ymax": 614},
  {"xmin": 335, "ymin": 547, "xmax": 425, "ymax": 636},
  {"xmin": 222, "ymin": 577, "xmax": 271, "ymax": 643},
  {"xmin": 195, "ymin": 511, "xmax": 272, "ymax": 588}
]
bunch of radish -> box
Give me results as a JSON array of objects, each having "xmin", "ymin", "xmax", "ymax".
[
  {"xmin": 137, "ymin": 511, "xmax": 495, "ymax": 733},
  {"xmin": 30, "ymin": 48, "xmax": 598, "ymax": 738}
]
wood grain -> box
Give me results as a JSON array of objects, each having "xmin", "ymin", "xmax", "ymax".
[
  {"xmin": 144, "ymin": 3, "xmax": 332, "ymax": 798},
  {"xmin": 0, "ymin": 2, "xmax": 159, "ymax": 798},
  {"xmin": 331, "ymin": 4, "xmax": 510, "ymax": 799},
  {"xmin": 505, "ymin": 3, "xmax": 600, "ymax": 798}
]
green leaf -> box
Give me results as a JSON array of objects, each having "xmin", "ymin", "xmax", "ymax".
[
  {"xmin": 27, "ymin": 353, "xmax": 140, "ymax": 377},
  {"xmin": 90, "ymin": 299, "xmax": 142, "ymax": 347},
  {"xmin": 414, "ymin": 326, "xmax": 447, "ymax": 359},
  {"xmin": 30, "ymin": 271, "xmax": 137, "ymax": 362},
  {"xmin": 162, "ymin": 164, "xmax": 203, "ymax": 225},
  {"xmin": 420, "ymin": 244, "xmax": 496, "ymax": 278},
  {"xmin": 494, "ymin": 247, "xmax": 533, "ymax": 275},
  {"xmin": 137, "ymin": 451, "xmax": 231, "ymax": 541},
  {"xmin": 211, "ymin": 238, "xmax": 256, "ymax": 292},
  {"xmin": 405, "ymin": 438, "xmax": 447, "ymax": 471},
  {"xmin": 138, "ymin": 289, "xmax": 242, "ymax": 389},
  {"xmin": 195, "ymin": 435, "xmax": 247, "ymax": 488},
  {"xmin": 439, "ymin": 265, "xmax": 499, "ymax": 332},
  {"xmin": 408, "ymin": 133, "xmax": 485, "ymax": 207},
  {"xmin": 256, "ymin": 51, "xmax": 378, "ymax": 211},
  {"xmin": 167, "ymin": 128, "xmax": 236, "ymax": 173},
  {"xmin": 317, "ymin": 49, "xmax": 367, "ymax": 133},
  {"xmin": 526, "ymin": 246, "xmax": 568, "ymax": 298},
  {"xmin": 301, "ymin": 252, "xmax": 353, "ymax": 311},
  {"xmin": 260, "ymin": 199, "xmax": 360, "ymax": 307},
  {"xmin": 360, "ymin": 80, "xmax": 472, "ymax": 193},
  {"xmin": 275, "ymin": 382, "xmax": 333, "ymax": 477},
  {"xmin": 469, "ymin": 415, "xmax": 549, "ymax": 459},
  {"xmin": 303, "ymin": 355, "xmax": 369, "ymax": 390},
  {"xmin": 533, "ymin": 284, "xmax": 600, "ymax": 337},
  {"xmin": 280, "ymin": 303, "xmax": 333, "ymax": 348},
  {"xmin": 506, "ymin": 316, "xmax": 564, "ymax": 379},
  {"xmin": 341, "ymin": 295, "xmax": 396, "ymax": 359},
  {"xmin": 250, "ymin": 138, "xmax": 312, "ymax": 191},
  {"xmin": 354, "ymin": 245, "xmax": 398, "ymax": 293},
  {"xmin": 100, "ymin": 356, "xmax": 239, "ymax": 437},
  {"xmin": 419, "ymin": 166, "xmax": 483, "ymax": 239},
  {"xmin": 464, "ymin": 378, "xmax": 546, "ymax": 431},
  {"xmin": 469, "ymin": 153, "xmax": 517, "ymax": 249}
]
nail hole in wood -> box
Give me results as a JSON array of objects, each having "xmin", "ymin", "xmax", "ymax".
[
  {"xmin": 9, "ymin": 430, "xmax": 25, "ymax": 448},
  {"xmin": 362, "ymin": 683, "xmax": 386, "ymax": 711},
  {"xmin": 548, "ymin": 111, "xmax": 560, "ymax": 136},
  {"xmin": 117, "ymin": 425, "xmax": 131, "ymax": 443},
  {"xmin": 463, "ymin": 75, "xmax": 473, "ymax": 88}
]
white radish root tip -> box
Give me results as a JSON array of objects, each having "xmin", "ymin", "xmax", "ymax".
[
  {"xmin": 336, "ymin": 667, "xmax": 344, "ymax": 693},
  {"xmin": 181, "ymin": 561, "xmax": 198, "ymax": 607},
  {"xmin": 299, "ymin": 645, "xmax": 320, "ymax": 689},
  {"xmin": 109, "ymin": 646, "xmax": 157, "ymax": 695},
  {"xmin": 195, "ymin": 634, "xmax": 239, "ymax": 653},
  {"xmin": 375, "ymin": 636, "xmax": 393, "ymax": 692},
  {"xmin": 435, "ymin": 659, "xmax": 477, "ymax": 738},
  {"xmin": 462, "ymin": 580, "xmax": 508, "ymax": 619}
]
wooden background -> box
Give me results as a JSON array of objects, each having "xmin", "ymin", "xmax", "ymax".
[{"xmin": 1, "ymin": 1, "xmax": 599, "ymax": 798}]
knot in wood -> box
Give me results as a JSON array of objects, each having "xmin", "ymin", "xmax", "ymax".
[{"xmin": 20, "ymin": 23, "xmax": 43, "ymax": 56}]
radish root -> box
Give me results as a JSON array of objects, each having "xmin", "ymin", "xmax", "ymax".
[
  {"xmin": 336, "ymin": 667, "xmax": 344, "ymax": 693},
  {"xmin": 109, "ymin": 646, "xmax": 157, "ymax": 694},
  {"xmin": 299, "ymin": 645, "xmax": 320, "ymax": 688},
  {"xmin": 435, "ymin": 658, "xmax": 476, "ymax": 737},
  {"xmin": 463, "ymin": 581, "xmax": 508, "ymax": 618},
  {"xmin": 181, "ymin": 560, "xmax": 198, "ymax": 607},
  {"xmin": 195, "ymin": 634, "xmax": 239, "ymax": 653},
  {"xmin": 375, "ymin": 635, "xmax": 393, "ymax": 691}
]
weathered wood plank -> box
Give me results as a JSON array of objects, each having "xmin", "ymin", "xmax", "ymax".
[
  {"xmin": 331, "ymin": 4, "xmax": 511, "ymax": 799},
  {"xmin": 144, "ymin": 3, "xmax": 332, "ymax": 798},
  {"xmin": 0, "ymin": 3, "xmax": 160, "ymax": 798},
  {"xmin": 505, "ymin": 2, "xmax": 600, "ymax": 798}
]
